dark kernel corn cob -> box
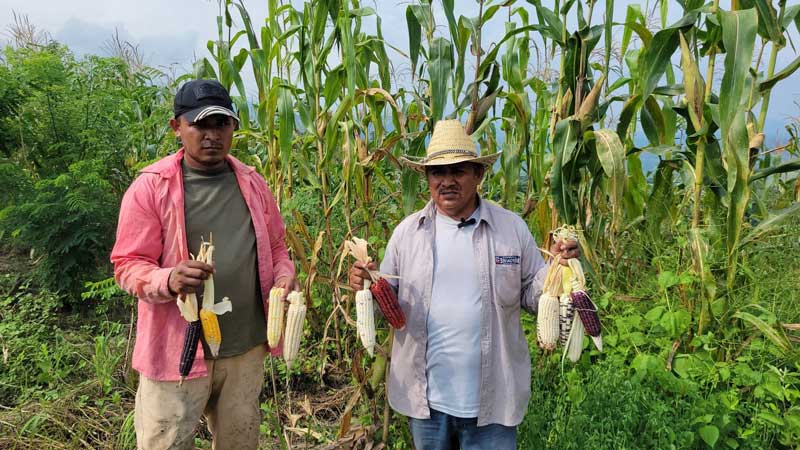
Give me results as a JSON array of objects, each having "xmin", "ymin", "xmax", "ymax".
[
  {"xmin": 570, "ymin": 291, "xmax": 601, "ymax": 337},
  {"xmin": 369, "ymin": 278, "xmax": 406, "ymax": 330},
  {"xmin": 179, "ymin": 320, "xmax": 202, "ymax": 384}
]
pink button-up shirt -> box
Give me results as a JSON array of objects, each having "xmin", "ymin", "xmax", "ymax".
[{"xmin": 110, "ymin": 150, "xmax": 295, "ymax": 381}]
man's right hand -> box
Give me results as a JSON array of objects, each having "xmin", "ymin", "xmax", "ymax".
[
  {"xmin": 168, "ymin": 260, "xmax": 214, "ymax": 296},
  {"xmin": 349, "ymin": 261, "xmax": 377, "ymax": 291}
]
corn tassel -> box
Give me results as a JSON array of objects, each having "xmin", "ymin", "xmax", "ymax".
[
  {"xmin": 283, "ymin": 291, "xmax": 306, "ymax": 369},
  {"xmin": 356, "ymin": 280, "xmax": 376, "ymax": 356},
  {"xmin": 267, "ymin": 287, "xmax": 286, "ymax": 349}
]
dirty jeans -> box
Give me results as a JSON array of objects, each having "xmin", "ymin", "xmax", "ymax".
[
  {"xmin": 134, "ymin": 344, "xmax": 267, "ymax": 450},
  {"xmin": 409, "ymin": 408, "xmax": 517, "ymax": 450}
]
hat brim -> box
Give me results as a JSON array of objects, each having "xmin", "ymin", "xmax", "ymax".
[
  {"xmin": 181, "ymin": 105, "xmax": 239, "ymax": 123},
  {"xmin": 399, "ymin": 152, "xmax": 501, "ymax": 173}
]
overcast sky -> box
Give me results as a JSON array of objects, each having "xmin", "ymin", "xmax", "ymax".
[{"xmin": 2, "ymin": 0, "xmax": 798, "ymax": 143}]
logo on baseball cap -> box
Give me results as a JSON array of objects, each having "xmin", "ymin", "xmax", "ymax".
[{"xmin": 173, "ymin": 79, "xmax": 239, "ymax": 124}]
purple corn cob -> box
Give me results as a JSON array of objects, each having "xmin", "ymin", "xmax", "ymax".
[{"xmin": 570, "ymin": 290, "xmax": 601, "ymax": 337}]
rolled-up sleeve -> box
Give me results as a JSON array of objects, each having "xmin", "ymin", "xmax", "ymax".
[
  {"xmin": 110, "ymin": 175, "xmax": 176, "ymax": 304},
  {"xmin": 263, "ymin": 185, "xmax": 295, "ymax": 282},
  {"xmin": 520, "ymin": 232, "xmax": 548, "ymax": 314}
]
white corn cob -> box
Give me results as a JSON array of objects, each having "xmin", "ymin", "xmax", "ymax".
[
  {"xmin": 566, "ymin": 315, "xmax": 586, "ymax": 363},
  {"xmin": 355, "ymin": 280, "xmax": 376, "ymax": 356},
  {"xmin": 537, "ymin": 255, "xmax": 563, "ymax": 351},
  {"xmin": 283, "ymin": 291, "xmax": 307, "ymax": 369},
  {"xmin": 267, "ymin": 287, "xmax": 286, "ymax": 348},
  {"xmin": 537, "ymin": 292, "xmax": 560, "ymax": 350}
]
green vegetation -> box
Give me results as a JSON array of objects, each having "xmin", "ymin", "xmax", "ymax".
[{"xmin": 1, "ymin": 0, "xmax": 799, "ymax": 448}]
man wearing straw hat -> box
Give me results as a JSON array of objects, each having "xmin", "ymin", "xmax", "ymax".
[{"xmin": 349, "ymin": 119, "xmax": 579, "ymax": 449}]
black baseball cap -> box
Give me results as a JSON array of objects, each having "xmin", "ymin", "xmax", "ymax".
[{"xmin": 173, "ymin": 79, "xmax": 239, "ymax": 123}]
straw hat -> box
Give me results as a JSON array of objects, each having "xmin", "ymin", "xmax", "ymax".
[{"xmin": 400, "ymin": 120, "xmax": 500, "ymax": 173}]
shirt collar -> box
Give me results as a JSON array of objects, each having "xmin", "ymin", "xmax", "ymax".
[{"xmin": 417, "ymin": 195, "xmax": 496, "ymax": 231}]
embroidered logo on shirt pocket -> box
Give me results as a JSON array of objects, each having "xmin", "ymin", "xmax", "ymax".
[{"xmin": 495, "ymin": 255, "xmax": 520, "ymax": 265}]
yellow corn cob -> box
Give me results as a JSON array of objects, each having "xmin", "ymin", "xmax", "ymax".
[
  {"xmin": 200, "ymin": 309, "xmax": 222, "ymax": 357},
  {"xmin": 267, "ymin": 287, "xmax": 285, "ymax": 348},
  {"xmin": 566, "ymin": 315, "xmax": 585, "ymax": 363},
  {"xmin": 283, "ymin": 291, "xmax": 307, "ymax": 369},
  {"xmin": 355, "ymin": 280, "xmax": 376, "ymax": 356}
]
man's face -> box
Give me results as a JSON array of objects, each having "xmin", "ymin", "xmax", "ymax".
[
  {"xmin": 426, "ymin": 162, "xmax": 484, "ymax": 218},
  {"xmin": 169, "ymin": 115, "xmax": 236, "ymax": 171}
]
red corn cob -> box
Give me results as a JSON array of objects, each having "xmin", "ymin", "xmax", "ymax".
[
  {"xmin": 369, "ymin": 278, "xmax": 406, "ymax": 330},
  {"xmin": 570, "ymin": 291, "xmax": 601, "ymax": 337},
  {"xmin": 179, "ymin": 320, "xmax": 202, "ymax": 385}
]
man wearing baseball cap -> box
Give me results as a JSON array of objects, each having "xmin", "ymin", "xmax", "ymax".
[{"xmin": 111, "ymin": 79, "xmax": 297, "ymax": 449}]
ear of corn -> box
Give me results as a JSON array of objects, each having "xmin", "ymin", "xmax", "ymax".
[
  {"xmin": 566, "ymin": 315, "xmax": 585, "ymax": 363},
  {"xmin": 537, "ymin": 292, "xmax": 560, "ymax": 350},
  {"xmin": 283, "ymin": 291, "xmax": 307, "ymax": 369},
  {"xmin": 571, "ymin": 291, "xmax": 603, "ymax": 351},
  {"xmin": 268, "ymin": 287, "xmax": 286, "ymax": 348},
  {"xmin": 369, "ymin": 278, "xmax": 405, "ymax": 330},
  {"xmin": 200, "ymin": 309, "xmax": 222, "ymax": 357},
  {"xmin": 178, "ymin": 320, "xmax": 202, "ymax": 385},
  {"xmin": 537, "ymin": 255, "xmax": 563, "ymax": 351},
  {"xmin": 356, "ymin": 280, "xmax": 376, "ymax": 356},
  {"xmin": 559, "ymin": 294, "xmax": 574, "ymax": 346}
]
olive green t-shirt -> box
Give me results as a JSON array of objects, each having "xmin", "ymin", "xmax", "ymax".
[{"xmin": 182, "ymin": 159, "xmax": 267, "ymax": 358}]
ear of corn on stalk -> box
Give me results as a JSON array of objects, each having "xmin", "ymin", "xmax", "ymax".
[
  {"xmin": 283, "ymin": 291, "xmax": 307, "ymax": 369},
  {"xmin": 267, "ymin": 287, "xmax": 286, "ymax": 349}
]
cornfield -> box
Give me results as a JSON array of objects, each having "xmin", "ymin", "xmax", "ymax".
[{"xmin": 182, "ymin": 0, "xmax": 800, "ymax": 446}]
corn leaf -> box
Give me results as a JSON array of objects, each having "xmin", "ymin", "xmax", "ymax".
[
  {"xmin": 758, "ymin": 54, "xmax": 800, "ymax": 93},
  {"xmin": 740, "ymin": 0, "xmax": 784, "ymax": 45},
  {"xmin": 592, "ymin": 129, "xmax": 626, "ymax": 231},
  {"xmin": 719, "ymin": 8, "xmax": 757, "ymax": 288},
  {"xmin": 429, "ymin": 37, "xmax": 453, "ymax": 123},
  {"xmin": 551, "ymin": 119, "xmax": 581, "ymax": 224},
  {"xmin": 739, "ymin": 203, "xmax": 800, "ymax": 248},
  {"xmin": 620, "ymin": 5, "xmax": 646, "ymax": 57},
  {"xmin": 641, "ymin": 96, "xmax": 667, "ymax": 145},
  {"xmin": 734, "ymin": 311, "xmax": 793, "ymax": 353},
  {"xmin": 406, "ymin": 6, "xmax": 421, "ymax": 78},
  {"xmin": 679, "ymin": 32, "xmax": 705, "ymax": 131}
]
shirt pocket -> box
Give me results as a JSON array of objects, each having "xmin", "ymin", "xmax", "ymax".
[{"xmin": 494, "ymin": 263, "xmax": 522, "ymax": 309}]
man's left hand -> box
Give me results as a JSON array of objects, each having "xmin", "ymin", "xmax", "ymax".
[{"xmin": 550, "ymin": 239, "xmax": 580, "ymax": 266}]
